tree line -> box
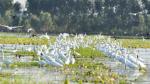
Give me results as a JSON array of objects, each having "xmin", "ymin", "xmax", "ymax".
[{"xmin": 0, "ymin": 0, "xmax": 150, "ymax": 36}]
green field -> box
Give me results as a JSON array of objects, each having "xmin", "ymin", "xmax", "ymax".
[{"xmin": 117, "ymin": 39, "xmax": 150, "ymax": 48}]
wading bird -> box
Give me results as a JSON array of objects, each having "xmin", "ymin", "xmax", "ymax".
[
  {"xmin": 27, "ymin": 28, "xmax": 33, "ymax": 33},
  {"xmin": 40, "ymin": 33, "xmax": 50, "ymax": 39}
]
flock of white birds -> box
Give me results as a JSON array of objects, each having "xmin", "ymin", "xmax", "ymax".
[
  {"xmin": 97, "ymin": 39, "xmax": 146, "ymax": 69},
  {"xmin": 36, "ymin": 33, "xmax": 91, "ymax": 66},
  {"xmin": 0, "ymin": 33, "xmax": 147, "ymax": 70},
  {"xmin": 35, "ymin": 33, "xmax": 146, "ymax": 69}
]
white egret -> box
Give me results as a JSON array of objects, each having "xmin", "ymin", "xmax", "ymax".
[
  {"xmin": 129, "ymin": 13, "xmax": 137, "ymax": 16},
  {"xmin": 35, "ymin": 33, "xmax": 79, "ymax": 66},
  {"xmin": 142, "ymin": 36, "xmax": 145, "ymax": 41},
  {"xmin": 38, "ymin": 60, "xmax": 46, "ymax": 67},
  {"xmin": 71, "ymin": 57, "xmax": 75, "ymax": 64},
  {"xmin": 27, "ymin": 28, "xmax": 33, "ymax": 33},
  {"xmin": 0, "ymin": 24, "xmax": 23, "ymax": 30},
  {"xmin": 113, "ymin": 6, "xmax": 117, "ymax": 13},
  {"xmin": 40, "ymin": 33, "xmax": 50, "ymax": 39},
  {"xmin": 2, "ymin": 49, "xmax": 4, "ymax": 61},
  {"xmin": 26, "ymin": 47, "xmax": 32, "ymax": 51},
  {"xmin": 3, "ymin": 59, "xmax": 13, "ymax": 68},
  {"xmin": 96, "ymin": 38, "xmax": 146, "ymax": 69},
  {"xmin": 65, "ymin": 55, "xmax": 71, "ymax": 65}
]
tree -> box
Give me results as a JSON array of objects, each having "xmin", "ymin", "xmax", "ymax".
[
  {"xmin": 12, "ymin": 2, "xmax": 22, "ymax": 26},
  {"xmin": 0, "ymin": 0, "xmax": 149, "ymax": 35},
  {"xmin": 39, "ymin": 11, "xmax": 54, "ymax": 33},
  {"xmin": 0, "ymin": 0, "xmax": 12, "ymax": 16},
  {"xmin": 138, "ymin": 15, "xmax": 147, "ymax": 33}
]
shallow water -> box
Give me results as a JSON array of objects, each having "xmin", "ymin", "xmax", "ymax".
[
  {"xmin": 0, "ymin": 48, "xmax": 149, "ymax": 83},
  {"xmin": 99, "ymin": 48, "xmax": 150, "ymax": 84},
  {"xmin": 133, "ymin": 49, "xmax": 150, "ymax": 84},
  {"xmin": 0, "ymin": 67, "xmax": 66, "ymax": 83}
]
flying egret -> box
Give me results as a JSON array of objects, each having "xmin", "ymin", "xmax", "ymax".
[
  {"xmin": 129, "ymin": 13, "xmax": 137, "ymax": 16},
  {"xmin": 0, "ymin": 24, "xmax": 23, "ymax": 30}
]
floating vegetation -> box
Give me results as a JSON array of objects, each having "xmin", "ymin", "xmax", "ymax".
[
  {"xmin": 10, "ymin": 62, "xmax": 39, "ymax": 68},
  {"xmin": 0, "ymin": 72, "xmax": 12, "ymax": 77},
  {"xmin": 15, "ymin": 51, "xmax": 38, "ymax": 58},
  {"xmin": 1, "ymin": 62, "xmax": 40, "ymax": 68}
]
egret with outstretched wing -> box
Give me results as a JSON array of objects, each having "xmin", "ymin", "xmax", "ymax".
[{"xmin": 0, "ymin": 24, "xmax": 23, "ymax": 30}]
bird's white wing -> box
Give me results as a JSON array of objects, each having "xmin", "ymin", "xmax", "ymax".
[
  {"xmin": 0, "ymin": 24, "xmax": 9, "ymax": 28},
  {"xmin": 0, "ymin": 24, "xmax": 23, "ymax": 30},
  {"xmin": 11, "ymin": 26, "xmax": 23, "ymax": 29}
]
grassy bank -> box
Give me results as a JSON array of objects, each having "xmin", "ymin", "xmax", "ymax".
[
  {"xmin": 118, "ymin": 39, "xmax": 150, "ymax": 48},
  {"xmin": 0, "ymin": 36, "xmax": 48, "ymax": 45}
]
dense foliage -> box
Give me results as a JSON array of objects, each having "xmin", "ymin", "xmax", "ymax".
[{"xmin": 0, "ymin": 0, "xmax": 150, "ymax": 35}]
